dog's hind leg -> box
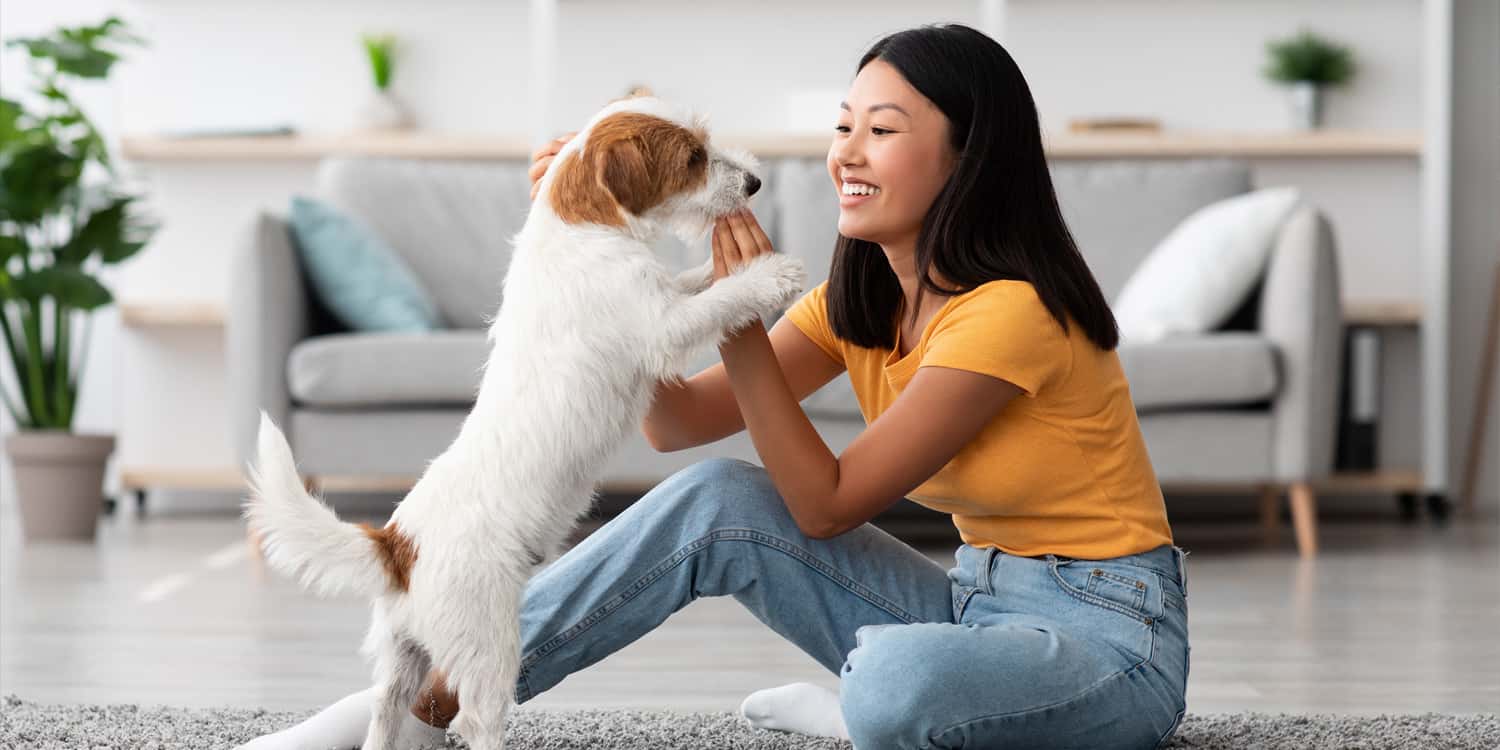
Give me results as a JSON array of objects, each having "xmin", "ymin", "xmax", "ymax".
[
  {"xmin": 447, "ymin": 610, "xmax": 523, "ymax": 750},
  {"xmin": 361, "ymin": 620, "xmax": 434, "ymax": 749}
]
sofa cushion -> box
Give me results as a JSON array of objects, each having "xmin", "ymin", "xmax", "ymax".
[
  {"xmin": 1119, "ymin": 333, "xmax": 1279, "ymax": 412},
  {"xmin": 287, "ymin": 196, "xmax": 443, "ymax": 333},
  {"xmin": 288, "ymin": 331, "xmax": 488, "ymax": 407}
]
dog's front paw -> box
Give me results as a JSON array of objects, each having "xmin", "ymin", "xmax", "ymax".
[{"xmin": 737, "ymin": 253, "xmax": 807, "ymax": 317}]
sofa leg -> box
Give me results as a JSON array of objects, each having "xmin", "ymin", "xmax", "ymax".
[
  {"xmin": 1288, "ymin": 482, "xmax": 1319, "ymax": 558},
  {"xmin": 1258, "ymin": 484, "xmax": 1282, "ymax": 543}
]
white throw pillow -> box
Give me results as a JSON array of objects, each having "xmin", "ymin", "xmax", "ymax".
[{"xmin": 1112, "ymin": 186, "xmax": 1302, "ymax": 343}]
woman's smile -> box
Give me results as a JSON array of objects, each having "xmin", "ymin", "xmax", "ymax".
[{"xmin": 839, "ymin": 179, "xmax": 882, "ymax": 208}]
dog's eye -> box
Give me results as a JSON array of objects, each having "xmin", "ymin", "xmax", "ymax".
[{"xmin": 688, "ymin": 148, "xmax": 707, "ymax": 167}]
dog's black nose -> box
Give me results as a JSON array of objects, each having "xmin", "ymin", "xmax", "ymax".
[{"xmin": 745, "ymin": 174, "xmax": 761, "ymax": 196}]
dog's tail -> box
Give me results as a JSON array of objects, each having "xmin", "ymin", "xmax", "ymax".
[{"xmin": 242, "ymin": 411, "xmax": 406, "ymax": 599}]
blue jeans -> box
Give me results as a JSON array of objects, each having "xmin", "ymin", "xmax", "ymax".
[{"xmin": 511, "ymin": 458, "xmax": 1190, "ymax": 749}]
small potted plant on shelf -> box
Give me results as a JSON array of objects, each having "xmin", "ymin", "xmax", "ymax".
[
  {"xmin": 354, "ymin": 33, "xmax": 412, "ymax": 131},
  {"xmin": 1, "ymin": 16, "xmax": 157, "ymax": 542},
  {"xmin": 1263, "ymin": 28, "xmax": 1356, "ymax": 130}
]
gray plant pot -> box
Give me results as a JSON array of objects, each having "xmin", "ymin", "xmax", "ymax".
[
  {"xmin": 4, "ymin": 430, "xmax": 114, "ymax": 542},
  {"xmin": 1289, "ymin": 81, "xmax": 1324, "ymax": 130}
]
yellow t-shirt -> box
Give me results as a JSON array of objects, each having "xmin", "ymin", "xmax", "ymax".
[{"xmin": 784, "ymin": 279, "xmax": 1172, "ymax": 560}]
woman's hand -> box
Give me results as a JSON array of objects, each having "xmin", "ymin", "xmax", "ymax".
[
  {"xmin": 712, "ymin": 209, "xmax": 776, "ymax": 283},
  {"xmin": 528, "ymin": 132, "xmax": 577, "ymax": 201}
]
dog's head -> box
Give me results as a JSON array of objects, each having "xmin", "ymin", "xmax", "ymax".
[{"xmin": 540, "ymin": 97, "xmax": 760, "ymax": 243}]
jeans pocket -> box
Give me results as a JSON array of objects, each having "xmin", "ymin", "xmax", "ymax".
[
  {"xmin": 1046, "ymin": 557, "xmax": 1158, "ymax": 668},
  {"xmin": 1048, "ymin": 559, "xmax": 1156, "ymax": 624}
]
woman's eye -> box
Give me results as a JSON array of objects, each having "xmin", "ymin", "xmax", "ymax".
[
  {"xmin": 871, "ymin": 127, "xmax": 892, "ymax": 135},
  {"xmin": 834, "ymin": 124, "xmax": 851, "ymax": 133}
]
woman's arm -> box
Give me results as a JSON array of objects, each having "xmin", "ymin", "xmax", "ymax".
[
  {"xmin": 714, "ymin": 212, "xmax": 1021, "ymax": 539},
  {"xmin": 642, "ymin": 317, "xmax": 845, "ymax": 452}
]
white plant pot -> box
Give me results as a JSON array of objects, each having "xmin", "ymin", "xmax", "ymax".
[
  {"xmin": 354, "ymin": 89, "xmax": 413, "ymax": 132},
  {"xmin": 1288, "ymin": 82, "xmax": 1324, "ymax": 130}
]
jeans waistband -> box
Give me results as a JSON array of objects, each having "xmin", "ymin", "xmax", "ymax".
[{"xmin": 1036, "ymin": 545, "xmax": 1186, "ymax": 586}]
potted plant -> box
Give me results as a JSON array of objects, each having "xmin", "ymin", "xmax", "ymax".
[
  {"xmin": 1263, "ymin": 28, "xmax": 1356, "ymax": 130},
  {"xmin": 353, "ymin": 33, "xmax": 412, "ymax": 131},
  {"xmin": 1, "ymin": 17, "xmax": 156, "ymax": 541}
]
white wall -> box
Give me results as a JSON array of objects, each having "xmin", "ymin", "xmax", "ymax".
[{"xmin": 1, "ymin": 0, "xmax": 1494, "ymax": 516}]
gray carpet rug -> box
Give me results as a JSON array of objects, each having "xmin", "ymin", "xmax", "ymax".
[{"xmin": 2, "ymin": 695, "xmax": 1497, "ymax": 749}]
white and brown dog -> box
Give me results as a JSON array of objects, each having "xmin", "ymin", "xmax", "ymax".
[{"xmin": 243, "ymin": 96, "xmax": 806, "ymax": 749}]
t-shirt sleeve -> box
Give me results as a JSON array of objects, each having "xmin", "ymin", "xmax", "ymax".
[
  {"xmin": 783, "ymin": 280, "xmax": 845, "ymax": 366},
  {"xmin": 920, "ymin": 282, "xmax": 1072, "ymax": 397}
]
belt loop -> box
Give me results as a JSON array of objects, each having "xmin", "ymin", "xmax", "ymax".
[
  {"xmin": 979, "ymin": 546, "xmax": 1000, "ymax": 596},
  {"xmin": 1175, "ymin": 546, "xmax": 1190, "ymax": 594}
]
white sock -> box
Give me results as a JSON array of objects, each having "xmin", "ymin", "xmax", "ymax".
[
  {"xmin": 739, "ymin": 681, "xmax": 851, "ymax": 741},
  {"xmin": 237, "ymin": 685, "xmax": 450, "ymax": 749}
]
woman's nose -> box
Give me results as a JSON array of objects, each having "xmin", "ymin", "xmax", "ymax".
[{"xmin": 744, "ymin": 173, "xmax": 761, "ymax": 196}]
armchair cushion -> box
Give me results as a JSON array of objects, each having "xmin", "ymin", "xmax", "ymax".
[{"xmin": 1119, "ymin": 333, "xmax": 1279, "ymax": 412}]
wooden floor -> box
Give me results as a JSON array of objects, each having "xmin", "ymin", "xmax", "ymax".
[{"xmin": 1, "ymin": 502, "xmax": 1496, "ymax": 717}]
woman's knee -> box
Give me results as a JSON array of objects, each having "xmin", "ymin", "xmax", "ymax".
[
  {"xmin": 840, "ymin": 624, "xmax": 951, "ymax": 748},
  {"xmin": 638, "ymin": 457, "xmax": 789, "ymax": 531}
]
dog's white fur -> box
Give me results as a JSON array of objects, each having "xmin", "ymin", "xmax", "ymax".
[{"xmin": 243, "ymin": 96, "xmax": 806, "ymax": 750}]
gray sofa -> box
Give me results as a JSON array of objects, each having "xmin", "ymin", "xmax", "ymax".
[{"xmin": 228, "ymin": 156, "xmax": 1342, "ymax": 556}]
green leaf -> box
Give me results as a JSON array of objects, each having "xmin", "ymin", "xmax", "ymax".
[
  {"xmin": 9, "ymin": 265, "xmax": 113, "ymax": 309},
  {"xmin": 0, "ymin": 142, "xmax": 83, "ymax": 224},
  {"xmin": 59, "ymin": 194, "xmax": 157, "ymax": 265},
  {"xmin": 0, "ymin": 233, "xmax": 25, "ymax": 265},
  {"xmin": 0, "ymin": 98, "xmax": 26, "ymax": 143}
]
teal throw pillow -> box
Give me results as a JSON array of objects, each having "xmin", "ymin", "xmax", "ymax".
[{"xmin": 288, "ymin": 196, "xmax": 442, "ymax": 332}]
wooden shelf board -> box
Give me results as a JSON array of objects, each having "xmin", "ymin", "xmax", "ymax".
[
  {"xmin": 121, "ymin": 129, "xmax": 1422, "ymax": 162},
  {"xmin": 119, "ymin": 301, "xmax": 226, "ymax": 328},
  {"xmin": 1345, "ymin": 300, "xmax": 1423, "ymax": 327},
  {"xmin": 119, "ymin": 466, "xmax": 246, "ymax": 491}
]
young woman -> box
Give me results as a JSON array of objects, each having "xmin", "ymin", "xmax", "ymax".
[{"xmin": 243, "ymin": 23, "xmax": 1189, "ymax": 750}]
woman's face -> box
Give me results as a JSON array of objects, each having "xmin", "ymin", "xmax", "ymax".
[{"xmin": 827, "ymin": 59, "xmax": 957, "ymax": 249}]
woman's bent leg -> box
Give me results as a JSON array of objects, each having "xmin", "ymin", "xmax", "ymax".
[{"xmin": 513, "ymin": 457, "xmax": 956, "ymax": 702}]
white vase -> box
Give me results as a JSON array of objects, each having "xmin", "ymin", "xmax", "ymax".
[
  {"xmin": 1288, "ymin": 81, "xmax": 1323, "ymax": 130},
  {"xmin": 354, "ymin": 89, "xmax": 413, "ymax": 132}
]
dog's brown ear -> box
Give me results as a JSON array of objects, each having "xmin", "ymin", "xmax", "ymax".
[
  {"xmin": 597, "ymin": 136, "xmax": 656, "ymax": 217},
  {"xmin": 550, "ymin": 147, "xmax": 629, "ymax": 228}
]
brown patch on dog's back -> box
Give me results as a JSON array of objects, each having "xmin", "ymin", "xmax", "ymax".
[
  {"xmin": 360, "ymin": 521, "xmax": 419, "ymax": 592},
  {"xmin": 549, "ymin": 112, "xmax": 709, "ymax": 227}
]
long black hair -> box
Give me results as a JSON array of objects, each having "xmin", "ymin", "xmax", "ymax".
[{"xmin": 827, "ymin": 24, "xmax": 1119, "ymax": 352}]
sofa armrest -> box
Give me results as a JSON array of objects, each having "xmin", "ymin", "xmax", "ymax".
[
  {"xmin": 226, "ymin": 212, "xmax": 311, "ymax": 471},
  {"xmin": 1259, "ymin": 206, "xmax": 1345, "ymax": 482}
]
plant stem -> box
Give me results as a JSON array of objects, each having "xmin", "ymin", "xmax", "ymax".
[
  {"xmin": 0, "ymin": 306, "xmax": 31, "ymax": 427},
  {"xmin": 20, "ymin": 301, "xmax": 52, "ymax": 426},
  {"xmin": 53, "ymin": 301, "xmax": 71, "ymax": 429}
]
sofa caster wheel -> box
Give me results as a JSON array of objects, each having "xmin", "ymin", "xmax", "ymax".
[
  {"xmin": 1397, "ymin": 492, "xmax": 1420, "ymax": 522},
  {"xmin": 1424, "ymin": 493, "xmax": 1450, "ymax": 523}
]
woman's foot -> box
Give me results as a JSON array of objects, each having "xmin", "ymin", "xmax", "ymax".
[
  {"xmin": 236, "ymin": 686, "xmax": 449, "ymax": 749},
  {"xmin": 739, "ymin": 681, "xmax": 851, "ymax": 741}
]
